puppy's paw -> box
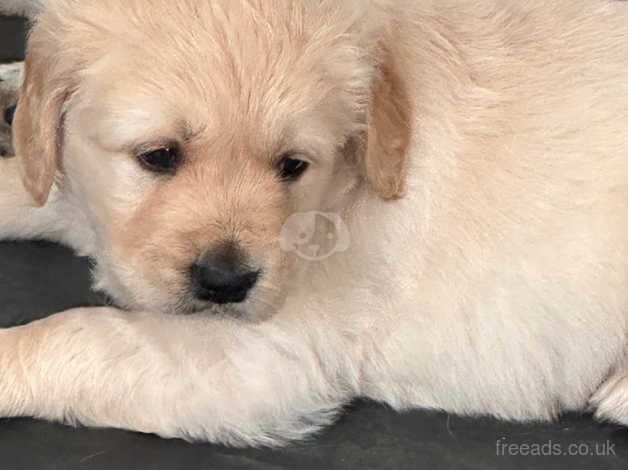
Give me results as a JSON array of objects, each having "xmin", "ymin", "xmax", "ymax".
[
  {"xmin": 0, "ymin": 327, "xmax": 31, "ymax": 418},
  {"xmin": 590, "ymin": 359, "xmax": 628, "ymax": 425},
  {"xmin": 0, "ymin": 62, "xmax": 23, "ymax": 158},
  {"xmin": 0, "ymin": 62, "xmax": 24, "ymax": 87},
  {"xmin": 0, "ymin": 0, "xmax": 44, "ymax": 19}
]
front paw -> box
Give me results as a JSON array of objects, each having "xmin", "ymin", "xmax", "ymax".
[
  {"xmin": 0, "ymin": 62, "xmax": 23, "ymax": 158},
  {"xmin": 0, "ymin": 62, "xmax": 24, "ymax": 90},
  {"xmin": 0, "ymin": 142, "xmax": 12, "ymax": 158},
  {"xmin": 0, "ymin": 327, "xmax": 31, "ymax": 418},
  {"xmin": 0, "ymin": 103, "xmax": 16, "ymax": 158}
]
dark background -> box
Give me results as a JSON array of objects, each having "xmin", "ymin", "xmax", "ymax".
[{"xmin": 1, "ymin": 14, "xmax": 627, "ymax": 470}]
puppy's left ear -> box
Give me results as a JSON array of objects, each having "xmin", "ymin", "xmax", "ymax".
[
  {"xmin": 359, "ymin": 48, "xmax": 412, "ymax": 201},
  {"xmin": 13, "ymin": 50, "xmax": 74, "ymax": 206}
]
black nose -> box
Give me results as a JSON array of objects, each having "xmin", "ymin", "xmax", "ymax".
[{"xmin": 191, "ymin": 248, "xmax": 260, "ymax": 305}]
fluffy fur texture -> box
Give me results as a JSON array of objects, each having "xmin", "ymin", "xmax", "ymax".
[
  {"xmin": 0, "ymin": 0, "xmax": 44, "ymax": 17},
  {"xmin": 0, "ymin": 0, "xmax": 627, "ymax": 446}
]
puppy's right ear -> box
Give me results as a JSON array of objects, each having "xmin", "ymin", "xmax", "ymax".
[{"xmin": 13, "ymin": 48, "xmax": 75, "ymax": 206}]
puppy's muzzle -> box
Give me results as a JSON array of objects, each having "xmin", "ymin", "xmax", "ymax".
[{"xmin": 191, "ymin": 244, "xmax": 260, "ymax": 305}]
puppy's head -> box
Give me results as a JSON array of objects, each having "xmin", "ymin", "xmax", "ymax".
[{"xmin": 13, "ymin": 0, "xmax": 411, "ymax": 318}]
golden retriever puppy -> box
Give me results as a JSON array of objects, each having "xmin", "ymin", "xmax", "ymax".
[{"xmin": 0, "ymin": 0, "xmax": 627, "ymax": 446}]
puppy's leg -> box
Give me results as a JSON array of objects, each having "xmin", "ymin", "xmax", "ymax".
[
  {"xmin": 0, "ymin": 62, "xmax": 22, "ymax": 158},
  {"xmin": 0, "ymin": 61, "xmax": 26, "ymax": 228},
  {"xmin": 0, "ymin": 61, "xmax": 65, "ymax": 241},
  {"xmin": 590, "ymin": 355, "xmax": 628, "ymax": 425},
  {"xmin": 0, "ymin": 153, "xmax": 65, "ymax": 240},
  {"xmin": 0, "ymin": 0, "xmax": 44, "ymax": 18},
  {"xmin": 0, "ymin": 308, "xmax": 351, "ymax": 446}
]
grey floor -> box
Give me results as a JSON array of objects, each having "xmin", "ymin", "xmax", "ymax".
[{"xmin": 1, "ymin": 14, "xmax": 627, "ymax": 470}]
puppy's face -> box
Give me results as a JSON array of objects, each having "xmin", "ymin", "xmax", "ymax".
[
  {"xmin": 14, "ymin": 0, "xmax": 411, "ymax": 318},
  {"xmin": 65, "ymin": 59, "xmax": 359, "ymax": 317}
]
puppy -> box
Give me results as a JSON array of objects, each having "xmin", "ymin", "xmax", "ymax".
[{"xmin": 0, "ymin": 0, "xmax": 627, "ymax": 446}]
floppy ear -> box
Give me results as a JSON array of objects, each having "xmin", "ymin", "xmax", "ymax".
[
  {"xmin": 359, "ymin": 51, "xmax": 412, "ymax": 201},
  {"xmin": 13, "ymin": 52, "xmax": 72, "ymax": 206}
]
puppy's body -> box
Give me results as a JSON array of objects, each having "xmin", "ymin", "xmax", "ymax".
[{"xmin": 0, "ymin": 0, "xmax": 627, "ymax": 445}]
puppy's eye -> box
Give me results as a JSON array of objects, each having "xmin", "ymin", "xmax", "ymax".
[
  {"xmin": 277, "ymin": 155, "xmax": 310, "ymax": 181},
  {"xmin": 138, "ymin": 146, "xmax": 181, "ymax": 174}
]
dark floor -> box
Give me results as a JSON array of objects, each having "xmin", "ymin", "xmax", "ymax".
[{"xmin": 1, "ymin": 13, "xmax": 627, "ymax": 470}]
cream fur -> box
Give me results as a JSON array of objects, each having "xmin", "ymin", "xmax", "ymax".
[{"xmin": 0, "ymin": 0, "xmax": 627, "ymax": 446}]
